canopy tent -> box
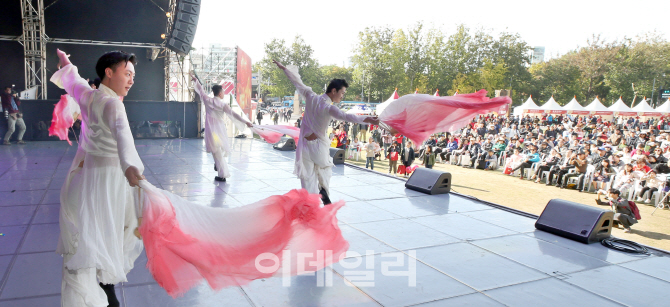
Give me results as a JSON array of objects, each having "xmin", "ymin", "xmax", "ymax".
[
  {"xmin": 563, "ymin": 96, "xmax": 589, "ymax": 115},
  {"xmin": 513, "ymin": 96, "xmax": 543, "ymax": 117},
  {"xmin": 609, "ymin": 97, "xmax": 637, "ymax": 117},
  {"xmin": 585, "ymin": 97, "xmax": 614, "ymax": 116},
  {"xmin": 375, "ymin": 89, "xmax": 400, "ymax": 115},
  {"xmin": 540, "ymin": 96, "xmax": 567, "ymax": 114},
  {"xmin": 434, "ymin": 89, "xmax": 440, "ymax": 97},
  {"xmin": 632, "ymin": 98, "xmax": 662, "ymax": 117},
  {"xmin": 655, "ymin": 99, "xmax": 670, "ymax": 114}
]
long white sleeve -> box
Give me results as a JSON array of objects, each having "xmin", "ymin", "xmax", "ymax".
[
  {"xmin": 104, "ymin": 98, "xmax": 144, "ymax": 174},
  {"xmin": 283, "ymin": 65, "xmax": 317, "ymax": 103},
  {"xmin": 222, "ymin": 103, "xmax": 251, "ymax": 131},
  {"xmin": 327, "ymin": 104, "xmax": 369, "ymax": 125},
  {"xmin": 50, "ymin": 64, "xmax": 94, "ymax": 109}
]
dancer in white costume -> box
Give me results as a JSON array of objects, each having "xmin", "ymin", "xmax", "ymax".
[
  {"xmin": 52, "ymin": 49, "xmax": 145, "ymax": 307},
  {"xmin": 273, "ymin": 60, "xmax": 378, "ymax": 203},
  {"xmin": 191, "ymin": 73, "xmax": 253, "ymax": 181}
]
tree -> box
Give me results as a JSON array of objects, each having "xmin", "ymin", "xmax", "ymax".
[
  {"xmin": 351, "ymin": 26, "xmax": 396, "ymax": 102},
  {"xmin": 256, "ymin": 35, "xmax": 321, "ymax": 99}
]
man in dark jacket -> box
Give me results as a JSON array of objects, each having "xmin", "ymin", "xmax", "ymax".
[
  {"xmin": 596, "ymin": 189, "xmax": 637, "ymax": 233},
  {"xmin": 2, "ymin": 86, "xmax": 26, "ymax": 145},
  {"xmin": 256, "ymin": 110, "xmax": 263, "ymax": 125},
  {"xmin": 400, "ymin": 141, "xmax": 415, "ymax": 177}
]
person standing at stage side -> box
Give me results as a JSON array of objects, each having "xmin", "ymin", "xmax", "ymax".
[
  {"xmin": 191, "ymin": 73, "xmax": 253, "ymax": 182},
  {"xmin": 274, "ymin": 60, "xmax": 378, "ymax": 204},
  {"xmin": 256, "ymin": 108, "xmax": 263, "ymax": 125},
  {"xmin": 51, "ymin": 49, "xmax": 145, "ymax": 307},
  {"xmin": 400, "ymin": 141, "xmax": 415, "ymax": 177},
  {"xmin": 1, "ymin": 86, "xmax": 27, "ymax": 145}
]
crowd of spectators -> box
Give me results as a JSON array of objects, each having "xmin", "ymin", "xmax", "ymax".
[{"xmin": 330, "ymin": 113, "xmax": 670, "ymax": 233}]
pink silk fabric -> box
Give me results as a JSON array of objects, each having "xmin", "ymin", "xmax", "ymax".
[
  {"xmin": 137, "ymin": 181, "xmax": 348, "ymax": 298},
  {"xmin": 379, "ymin": 90, "xmax": 512, "ymax": 145},
  {"xmin": 48, "ymin": 95, "xmax": 77, "ymax": 145},
  {"xmin": 251, "ymin": 125, "xmax": 301, "ymax": 144}
]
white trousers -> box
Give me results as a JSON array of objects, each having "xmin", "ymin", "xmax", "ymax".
[
  {"xmin": 61, "ymin": 257, "xmax": 108, "ymax": 307},
  {"xmin": 298, "ymin": 139, "xmax": 333, "ymax": 194},
  {"xmin": 212, "ymin": 150, "xmax": 231, "ymax": 178}
]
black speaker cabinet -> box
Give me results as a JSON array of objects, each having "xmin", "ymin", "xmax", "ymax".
[
  {"xmin": 535, "ymin": 199, "xmax": 613, "ymax": 244},
  {"xmin": 273, "ymin": 137, "xmax": 296, "ymax": 151},
  {"xmin": 329, "ymin": 148, "xmax": 345, "ymax": 165},
  {"xmin": 405, "ymin": 168, "xmax": 451, "ymax": 195}
]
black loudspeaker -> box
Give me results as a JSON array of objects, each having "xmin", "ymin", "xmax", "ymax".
[
  {"xmin": 166, "ymin": 0, "xmax": 201, "ymax": 56},
  {"xmin": 405, "ymin": 168, "xmax": 451, "ymax": 195},
  {"xmin": 273, "ymin": 137, "xmax": 295, "ymax": 151},
  {"xmin": 329, "ymin": 148, "xmax": 345, "ymax": 165},
  {"xmin": 535, "ymin": 199, "xmax": 613, "ymax": 244}
]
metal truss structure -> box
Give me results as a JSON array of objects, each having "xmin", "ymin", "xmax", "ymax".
[
  {"xmin": 191, "ymin": 45, "xmax": 237, "ymax": 94},
  {"xmin": 19, "ymin": 0, "xmax": 48, "ymax": 99}
]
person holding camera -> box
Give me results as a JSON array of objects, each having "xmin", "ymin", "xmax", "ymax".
[{"xmin": 1, "ymin": 86, "xmax": 26, "ymax": 145}]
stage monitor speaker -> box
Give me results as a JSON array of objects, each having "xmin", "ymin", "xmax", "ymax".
[
  {"xmin": 329, "ymin": 148, "xmax": 345, "ymax": 165},
  {"xmin": 405, "ymin": 168, "xmax": 451, "ymax": 195},
  {"xmin": 273, "ymin": 137, "xmax": 295, "ymax": 151},
  {"xmin": 535, "ymin": 199, "xmax": 613, "ymax": 244},
  {"xmin": 166, "ymin": 0, "xmax": 201, "ymax": 56}
]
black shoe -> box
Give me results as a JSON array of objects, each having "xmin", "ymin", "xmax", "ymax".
[
  {"xmin": 99, "ymin": 283, "xmax": 120, "ymax": 307},
  {"xmin": 319, "ymin": 188, "xmax": 332, "ymax": 205},
  {"xmin": 215, "ymin": 176, "xmax": 226, "ymax": 182},
  {"xmin": 554, "ymin": 184, "xmax": 560, "ymax": 188}
]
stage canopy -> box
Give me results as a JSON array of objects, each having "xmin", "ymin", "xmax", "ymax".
[
  {"xmin": 540, "ymin": 96, "xmax": 566, "ymax": 114},
  {"xmin": 585, "ymin": 97, "xmax": 614, "ymax": 116},
  {"xmin": 632, "ymin": 98, "xmax": 662, "ymax": 117},
  {"xmin": 513, "ymin": 96, "xmax": 543, "ymax": 117},
  {"xmin": 609, "ymin": 97, "xmax": 637, "ymax": 117},
  {"xmin": 655, "ymin": 99, "xmax": 670, "ymax": 114},
  {"xmin": 375, "ymin": 89, "xmax": 399, "ymax": 115},
  {"xmin": 563, "ymin": 96, "xmax": 589, "ymax": 115}
]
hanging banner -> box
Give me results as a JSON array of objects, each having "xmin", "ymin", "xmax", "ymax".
[{"xmin": 236, "ymin": 47, "xmax": 253, "ymax": 121}]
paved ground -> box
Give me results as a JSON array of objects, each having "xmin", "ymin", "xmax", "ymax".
[{"xmin": 346, "ymin": 155, "xmax": 670, "ymax": 252}]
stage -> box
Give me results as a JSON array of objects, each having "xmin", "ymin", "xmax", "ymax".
[{"xmin": 0, "ymin": 138, "xmax": 669, "ymax": 306}]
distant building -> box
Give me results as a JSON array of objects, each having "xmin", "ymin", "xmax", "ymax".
[
  {"xmin": 531, "ymin": 46, "xmax": 545, "ymax": 64},
  {"xmin": 191, "ymin": 44, "xmax": 238, "ymax": 93}
]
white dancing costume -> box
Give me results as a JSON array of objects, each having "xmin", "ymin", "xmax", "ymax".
[
  {"xmin": 51, "ymin": 65, "xmax": 144, "ymax": 307},
  {"xmin": 193, "ymin": 79, "xmax": 252, "ymax": 179},
  {"xmin": 281, "ymin": 65, "xmax": 369, "ymax": 194}
]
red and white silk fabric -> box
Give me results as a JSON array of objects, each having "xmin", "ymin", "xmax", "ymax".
[
  {"xmin": 136, "ymin": 180, "xmax": 349, "ymax": 298},
  {"xmin": 48, "ymin": 94, "xmax": 80, "ymax": 145},
  {"xmin": 379, "ymin": 90, "xmax": 511, "ymax": 145},
  {"xmin": 251, "ymin": 124, "xmax": 300, "ymax": 144}
]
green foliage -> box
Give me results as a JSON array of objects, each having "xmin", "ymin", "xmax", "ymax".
[{"xmin": 256, "ymin": 27, "xmax": 670, "ymax": 109}]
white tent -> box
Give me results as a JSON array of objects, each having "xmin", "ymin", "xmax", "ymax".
[
  {"xmin": 540, "ymin": 96, "xmax": 567, "ymax": 114},
  {"xmin": 585, "ymin": 97, "xmax": 613, "ymax": 116},
  {"xmin": 513, "ymin": 96, "xmax": 543, "ymax": 117},
  {"xmin": 655, "ymin": 99, "xmax": 670, "ymax": 114},
  {"xmin": 346, "ymin": 104, "xmax": 374, "ymax": 115},
  {"xmin": 563, "ymin": 96, "xmax": 589, "ymax": 115},
  {"xmin": 609, "ymin": 97, "xmax": 637, "ymax": 117},
  {"xmin": 632, "ymin": 98, "xmax": 662, "ymax": 117},
  {"xmin": 375, "ymin": 89, "xmax": 399, "ymax": 115}
]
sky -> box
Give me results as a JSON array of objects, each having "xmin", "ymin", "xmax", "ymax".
[{"xmin": 192, "ymin": 0, "xmax": 669, "ymax": 67}]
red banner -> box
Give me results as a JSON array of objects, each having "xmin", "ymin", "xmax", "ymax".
[
  {"xmin": 236, "ymin": 47, "xmax": 253, "ymax": 121},
  {"xmin": 568, "ymin": 110, "xmax": 590, "ymax": 115},
  {"xmin": 524, "ymin": 109, "xmax": 544, "ymax": 114},
  {"xmin": 545, "ymin": 110, "xmax": 567, "ymax": 114},
  {"xmin": 641, "ymin": 112, "xmax": 662, "ymax": 117},
  {"xmin": 614, "ymin": 112, "xmax": 637, "ymax": 116},
  {"xmin": 593, "ymin": 111, "xmax": 614, "ymax": 115}
]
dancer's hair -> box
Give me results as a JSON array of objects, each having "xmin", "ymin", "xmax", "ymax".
[
  {"xmin": 212, "ymin": 85, "xmax": 223, "ymax": 96},
  {"xmin": 326, "ymin": 79, "xmax": 348, "ymax": 94},
  {"xmin": 93, "ymin": 78, "xmax": 101, "ymax": 88},
  {"xmin": 95, "ymin": 51, "xmax": 137, "ymax": 81}
]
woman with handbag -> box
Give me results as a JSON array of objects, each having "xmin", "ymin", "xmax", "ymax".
[{"xmin": 387, "ymin": 143, "xmax": 399, "ymax": 175}]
